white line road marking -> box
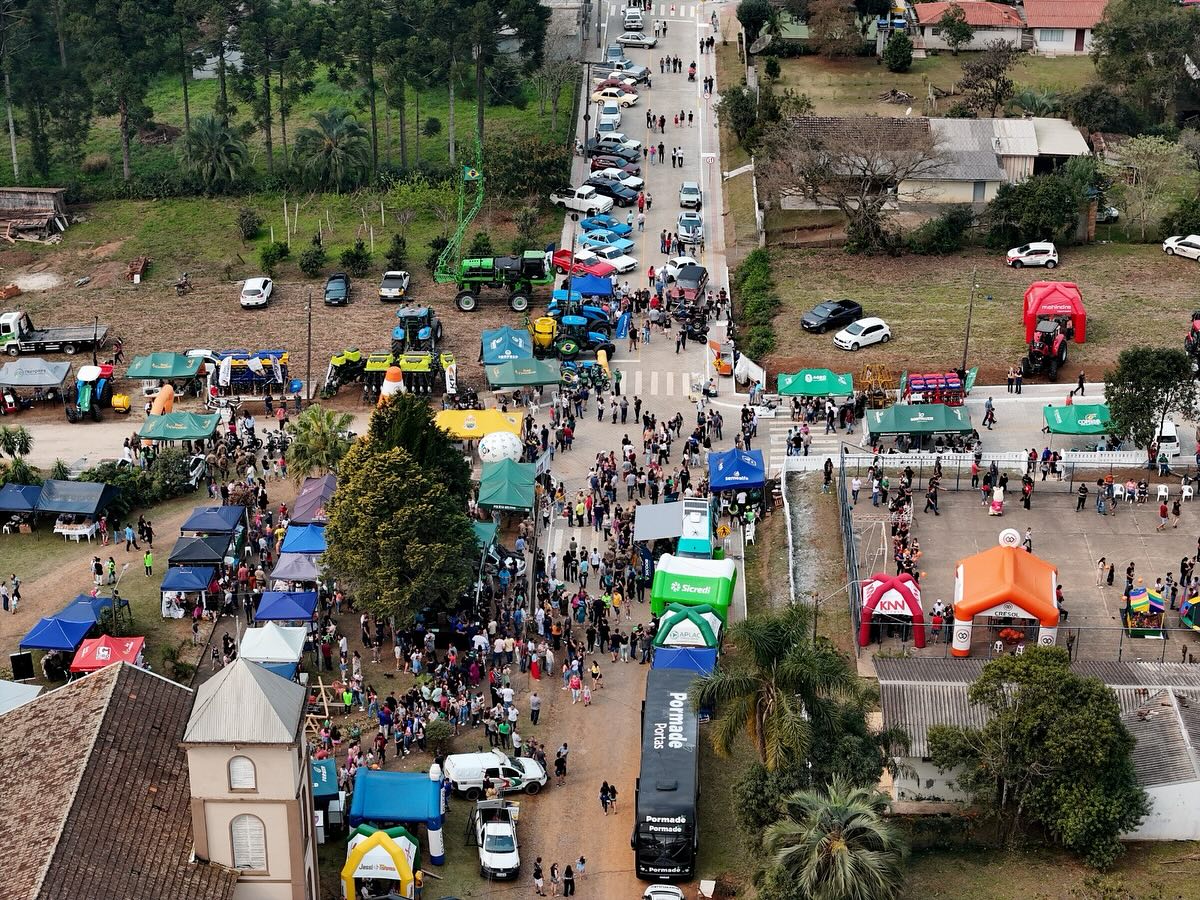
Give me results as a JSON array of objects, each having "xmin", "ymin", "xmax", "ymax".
[{"xmin": 650, "ymin": 370, "xmax": 659, "ymax": 395}]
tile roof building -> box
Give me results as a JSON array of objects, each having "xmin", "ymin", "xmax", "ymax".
[
  {"xmin": 1022, "ymin": 0, "xmax": 1109, "ymax": 54},
  {"xmin": 911, "ymin": 0, "xmax": 1024, "ymax": 51}
]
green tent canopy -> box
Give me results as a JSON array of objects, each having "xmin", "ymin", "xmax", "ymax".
[
  {"xmin": 776, "ymin": 368, "xmax": 854, "ymax": 397},
  {"xmin": 138, "ymin": 411, "xmax": 221, "ymax": 441},
  {"xmin": 472, "ymin": 520, "xmax": 498, "ymax": 548},
  {"xmin": 1043, "ymin": 403, "xmax": 1110, "ymax": 435},
  {"xmin": 866, "ymin": 403, "xmax": 973, "ymax": 436},
  {"xmin": 485, "ymin": 358, "xmax": 562, "ymax": 389},
  {"xmin": 477, "ymin": 459, "xmax": 536, "ymax": 512},
  {"xmin": 126, "ymin": 352, "xmax": 204, "ymax": 380}
]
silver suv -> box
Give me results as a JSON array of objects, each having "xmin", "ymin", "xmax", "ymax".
[{"xmin": 679, "ymin": 181, "xmax": 702, "ymax": 209}]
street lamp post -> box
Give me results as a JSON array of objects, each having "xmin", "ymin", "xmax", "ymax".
[{"xmin": 305, "ymin": 290, "xmax": 313, "ymax": 403}]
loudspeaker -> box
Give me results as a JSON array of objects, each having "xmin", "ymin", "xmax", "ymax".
[{"xmin": 9, "ymin": 651, "xmax": 34, "ymax": 682}]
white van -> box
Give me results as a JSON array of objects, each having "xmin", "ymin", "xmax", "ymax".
[
  {"xmin": 443, "ymin": 749, "xmax": 548, "ymax": 799},
  {"xmin": 624, "ymin": 8, "xmax": 644, "ymax": 30},
  {"xmin": 1157, "ymin": 418, "xmax": 1181, "ymax": 458}
]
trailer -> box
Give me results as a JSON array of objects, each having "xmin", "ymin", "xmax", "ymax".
[{"xmin": 0, "ymin": 311, "xmax": 109, "ymax": 357}]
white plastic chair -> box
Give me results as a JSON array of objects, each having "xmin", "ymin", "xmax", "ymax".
[
  {"xmin": 1158, "ymin": 485, "xmax": 1170, "ymax": 502},
  {"xmin": 1184, "ymin": 486, "xmax": 1194, "ymax": 502},
  {"xmin": 1111, "ymin": 483, "xmax": 1125, "ymax": 501},
  {"xmin": 992, "ymin": 641, "xmax": 1003, "ymax": 656},
  {"xmin": 1015, "ymin": 643, "xmax": 1025, "ymax": 656}
]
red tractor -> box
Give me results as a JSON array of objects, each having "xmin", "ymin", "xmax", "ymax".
[{"xmin": 1021, "ymin": 316, "xmax": 1071, "ymax": 381}]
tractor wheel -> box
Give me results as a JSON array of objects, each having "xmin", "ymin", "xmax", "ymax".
[
  {"xmin": 455, "ymin": 291, "xmax": 478, "ymax": 312},
  {"xmin": 65, "ymin": 406, "xmax": 78, "ymax": 423},
  {"xmin": 1045, "ymin": 260, "xmax": 1057, "ymax": 269},
  {"xmin": 1021, "ymin": 357, "xmax": 1031, "ymax": 377},
  {"xmin": 434, "ymin": 319, "xmax": 444, "ymax": 343},
  {"xmin": 1049, "ymin": 357, "xmax": 1059, "ymax": 381},
  {"xmin": 600, "ymin": 343, "xmax": 617, "ymax": 358},
  {"xmin": 510, "ymin": 292, "xmax": 531, "ymax": 312},
  {"xmin": 90, "ymin": 404, "xmax": 102, "ymax": 422}
]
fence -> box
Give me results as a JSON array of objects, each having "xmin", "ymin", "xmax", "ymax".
[{"xmin": 835, "ymin": 453, "xmax": 863, "ymax": 657}]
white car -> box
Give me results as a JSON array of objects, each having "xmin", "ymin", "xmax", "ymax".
[
  {"xmin": 834, "ymin": 316, "xmax": 891, "ymax": 351},
  {"xmin": 1163, "ymin": 234, "xmax": 1200, "ymax": 261},
  {"xmin": 239, "ymin": 276, "xmax": 273, "ymax": 308},
  {"xmin": 598, "ymin": 100, "xmax": 622, "ymax": 129},
  {"xmin": 677, "ymin": 211, "xmax": 703, "ymax": 245},
  {"xmin": 1006, "ymin": 241, "xmax": 1058, "ymax": 268},
  {"xmin": 643, "ymin": 888, "xmax": 685, "ymax": 900},
  {"xmin": 596, "ymin": 167, "xmax": 644, "ymax": 190},
  {"xmin": 594, "ymin": 132, "xmax": 641, "ymax": 152},
  {"xmin": 663, "ymin": 255, "xmax": 699, "ymax": 280},
  {"xmin": 592, "ymin": 86, "xmax": 638, "ymax": 106},
  {"xmin": 617, "ymin": 31, "xmax": 657, "ymax": 47},
  {"xmin": 590, "ymin": 243, "xmax": 638, "ymax": 273},
  {"xmin": 679, "ymin": 181, "xmax": 702, "ymax": 209}
]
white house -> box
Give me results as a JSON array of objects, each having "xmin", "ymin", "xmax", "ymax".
[
  {"xmin": 878, "ymin": 658, "xmax": 1200, "ymax": 840},
  {"xmin": 910, "ymin": 1, "xmax": 1024, "ymax": 51},
  {"xmin": 1023, "ymin": 0, "xmax": 1108, "ymax": 55}
]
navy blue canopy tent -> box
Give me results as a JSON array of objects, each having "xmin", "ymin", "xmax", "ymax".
[
  {"xmin": 281, "ymin": 524, "xmax": 326, "ymax": 554},
  {"xmin": 35, "ymin": 480, "xmax": 118, "ymax": 516},
  {"xmin": 569, "ymin": 273, "xmax": 614, "ymax": 298},
  {"xmin": 169, "ymin": 534, "xmax": 233, "ymax": 566},
  {"xmin": 255, "ymin": 591, "xmax": 318, "ymax": 622},
  {"xmin": 0, "ymin": 483, "xmax": 40, "ymax": 512},
  {"xmin": 56, "ymin": 593, "xmax": 127, "ymax": 625},
  {"xmin": 707, "ymin": 448, "xmax": 766, "ymax": 491},
  {"xmin": 180, "ymin": 505, "xmax": 245, "ymax": 534},
  {"xmin": 20, "ymin": 616, "xmax": 91, "ymax": 651},
  {"xmin": 161, "ymin": 566, "xmax": 215, "ymax": 592},
  {"xmin": 651, "ymin": 646, "xmax": 718, "ymax": 674},
  {"xmin": 292, "ymin": 475, "xmax": 336, "ymax": 525}
]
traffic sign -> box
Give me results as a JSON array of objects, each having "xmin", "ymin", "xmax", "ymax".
[{"xmin": 716, "ymin": 524, "xmax": 731, "ymax": 538}]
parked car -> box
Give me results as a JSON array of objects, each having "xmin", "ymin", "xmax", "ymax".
[
  {"xmin": 676, "ymin": 211, "xmax": 703, "ymax": 245},
  {"xmin": 1163, "ymin": 234, "xmax": 1200, "ymax": 261},
  {"xmin": 679, "ymin": 181, "xmax": 702, "ymax": 209},
  {"xmin": 834, "ymin": 316, "xmax": 891, "ymax": 350},
  {"xmin": 588, "ymin": 243, "xmax": 638, "ymax": 274},
  {"xmin": 239, "ymin": 276, "xmax": 273, "ymax": 309},
  {"xmin": 595, "ymin": 167, "xmax": 643, "ymax": 190},
  {"xmin": 1096, "ymin": 206, "xmax": 1120, "ymax": 224},
  {"xmin": 605, "ymin": 44, "xmax": 625, "ymax": 64},
  {"xmin": 598, "ymin": 100, "xmax": 622, "ymax": 129},
  {"xmin": 596, "ymin": 119, "xmax": 621, "ymax": 135},
  {"xmin": 663, "ymin": 255, "xmax": 699, "ymax": 280},
  {"xmin": 578, "ymin": 229, "xmax": 636, "ymax": 255},
  {"xmin": 444, "ymin": 749, "xmax": 547, "ymax": 799},
  {"xmin": 673, "ymin": 264, "xmax": 708, "ymax": 300},
  {"xmin": 473, "ymin": 800, "xmax": 521, "ymax": 881},
  {"xmin": 801, "ymin": 299, "xmax": 864, "ymax": 334},
  {"xmin": 589, "ymin": 155, "xmax": 641, "ymax": 177},
  {"xmin": 609, "ymin": 59, "xmax": 651, "ymax": 83},
  {"xmin": 592, "ymin": 86, "xmax": 638, "ymax": 105},
  {"xmin": 323, "ymin": 272, "xmax": 350, "ymax": 306},
  {"xmin": 378, "ymin": 270, "xmax": 410, "ymax": 302},
  {"xmin": 580, "ymin": 214, "xmax": 632, "ymax": 236},
  {"xmin": 592, "ymin": 76, "xmax": 638, "ymax": 92},
  {"xmin": 1006, "ymin": 241, "xmax": 1058, "ymax": 268},
  {"xmin": 643, "ymin": 888, "xmax": 686, "ymax": 900},
  {"xmin": 550, "ymin": 248, "xmax": 618, "ymax": 278},
  {"xmin": 593, "ymin": 133, "xmax": 641, "ymax": 152},
  {"xmin": 617, "ymin": 31, "xmax": 657, "ymax": 47},
  {"xmin": 584, "ymin": 176, "xmax": 638, "ymax": 207},
  {"xmin": 587, "ymin": 142, "xmax": 640, "ymax": 163}
]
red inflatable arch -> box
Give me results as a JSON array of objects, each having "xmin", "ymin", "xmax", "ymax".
[
  {"xmin": 858, "ymin": 572, "xmax": 926, "ymax": 649},
  {"xmin": 1023, "ymin": 282, "xmax": 1086, "ymax": 344}
]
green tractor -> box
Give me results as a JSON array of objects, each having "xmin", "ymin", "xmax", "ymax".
[
  {"xmin": 451, "ymin": 252, "xmax": 554, "ymax": 313},
  {"xmin": 391, "ymin": 306, "xmax": 444, "ymax": 355}
]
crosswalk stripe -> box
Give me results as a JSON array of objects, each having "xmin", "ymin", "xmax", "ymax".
[
  {"xmin": 633, "ymin": 370, "xmax": 643, "ymax": 395},
  {"xmin": 650, "ymin": 370, "xmax": 659, "ymax": 395}
]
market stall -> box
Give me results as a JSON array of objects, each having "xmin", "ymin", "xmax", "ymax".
[
  {"xmin": 240, "ymin": 621, "xmax": 306, "ymax": 664},
  {"xmin": 480, "ymin": 326, "xmax": 534, "ymax": 364},
  {"xmin": 434, "ymin": 408, "xmax": 523, "ymax": 439},
  {"xmin": 137, "ymin": 411, "xmax": 221, "ymax": 443},
  {"xmin": 281, "ymin": 523, "xmax": 327, "ymax": 555},
  {"xmin": 776, "ymin": 368, "xmax": 854, "ymax": 397},
  {"xmin": 708, "ymin": 448, "xmax": 765, "ymax": 495},
  {"xmin": 293, "ymin": 475, "xmax": 337, "ymax": 525},
  {"xmin": 126, "ymin": 352, "xmax": 204, "ymax": 397},
  {"xmin": 0, "ymin": 482, "xmax": 41, "ymax": 531},
  {"xmin": 180, "ymin": 505, "xmax": 246, "ymax": 536},
  {"xmin": 168, "ymin": 533, "xmax": 236, "ymax": 568},
  {"xmin": 1042, "ymin": 403, "xmax": 1110, "ymax": 436},
  {"xmin": 271, "ymin": 553, "xmax": 322, "ymax": 584},
  {"xmin": 346, "ymin": 769, "xmax": 445, "ymax": 864},
  {"xmin": 255, "ymin": 590, "xmax": 319, "ymax": 622},
  {"xmin": 477, "ymin": 459, "xmax": 536, "ymax": 513},
  {"xmin": 160, "ymin": 565, "xmax": 215, "ymax": 618},
  {"xmin": 484, "ymin": 358, "xmax": 561, "ymax": 389},
  {"xmin": 0, "ymin": 357, "xmax": 70, "ymax": 407},
  {"xmin": 865, "ymin": 403, "xmax": 974, "ymax": 450},
  {"xmin": 37, "ymin": 480, "xmax": 118, "ymax": 541},
  {"xmin": 857, "ymin": 572, "xmax": 925, "ymax": 648},
  {"xmin": 951, "ymin": 545, "xmax": 1059, "ymax": 657},
  {"xmin": 70, "ymin": 635, "xmax": 145, "ymax": 673}
]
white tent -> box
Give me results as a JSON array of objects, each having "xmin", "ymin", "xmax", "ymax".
[
  {"xmin": 0, "ymin": 679, "xmax": 40, "ymax": 715},
  {"xmin": 239, "ymin": 621, "xmax": 306, "ymax": 664}
]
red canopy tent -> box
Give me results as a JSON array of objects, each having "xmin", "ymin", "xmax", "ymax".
[
  {"xmin": 857, "ymin": 572, "xmax": 926, "ymax": 648},
  {"xmin": 70, "ymin": 634, "xmax": 145, "ymax": 673},
  {"xmin": 1023, "ymin": 282, "xmax": 1086, "ymax": 344}
]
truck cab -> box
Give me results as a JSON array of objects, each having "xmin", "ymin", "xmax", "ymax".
[
  {"xmin": 470, "ymin": 799, "xmax": 521, "ymax": 880},
  {"xmin": 0, "ymin": 311, "xmax": 32, "ymax": 347}
]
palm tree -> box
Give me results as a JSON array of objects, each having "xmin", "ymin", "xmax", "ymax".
[
  {"xmin": 293, "ymin": 107, "xmax": 371, "ymax": 192},
  {"xmin": 764, "ymin": 777, "xmax": 907, "ymax": 900},
  {"xmin": 694, "ymin": 605, "xmax": 856, "ymax": 770},
  {"xmin": 1012, "ymin": 88, "xmax": 1061, "ymax": 117},
  {"xmin": 286, "ymin": 404, "xmax": 354, "ymax": 481},
  {"xmin": 0, "ymin": 425, "xmax": 33, "ymax": 458},
  {"xmin": 181, "ymin": 114, "xmax": 248, "ymax": 192}
]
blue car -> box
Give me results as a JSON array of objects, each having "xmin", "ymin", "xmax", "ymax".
[
  {"xmin": 580, "ymin": 214, "xmax": 631, "ymax": 236},
  {"xmin": 577, "ymin": 230, "xmax": 635, "ymax": 255}
]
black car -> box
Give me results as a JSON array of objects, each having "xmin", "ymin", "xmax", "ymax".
[
  {"xmin": 584, "ymin": 176, "xmax": 638, "ymax": 207},
  {"xmin": 588, "ymin": 143, "xmax": 640, "ymax": 164},
  {"xmin": 801, "ymin": 299, "xmax": 863, "ymax": 333},
  {"xmin": 324, "ymin": 272, "xmax": 350, "ymax": 306}
]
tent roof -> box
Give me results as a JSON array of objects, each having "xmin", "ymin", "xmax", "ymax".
[
  {"xmin": 0, "ymin": 358, "xmax": 70, "ymax": 388},
  {"xmin": 259, "ymin": 661, "xmax": 299, "ymax": 681},
  {"xmin": 255, "ymin": 590, "xmax": 319, "ymax": 622},
  {"xmin": 125, "ymin": 352, "xmax": 204, "ymax": 380},
  {"xmin": 1043, "ymin": 403, "xmax": 1110, "ymax": 435},
  {"xmin": 485, "ymin": 358, "xmax": 561, "ymax": 388},
  {"xmin": 0, "ymin": 679, "xmax": 40, "ymax": 715},
  {"xmin": 434, "ymin": 409, "xmax": 523, "ymax": 439},
  {"xmin": 161, "ymin": 566, "xmax": 215, "ymax": 592},
  {"xmin": 348, "ymin": 770, "xmax": 444, "ymax": 827},
  {"xmin": 955, "ymin": 545, "xmax": 1059, "ymax": 624},
  {"xmin": 271, "ymin": 552, "xmax": 322, "ymax": 581},
  {"xmin": 867, "ymin": 403, "xmax": 973, "ymax": 436},
  {"xmin": 20, "ymin": 616, "xmax": 91, "ymax": 650},
  {"xmin": 184, "ymin": 658, "xmax": 305, "ymax": 744},
  {"xmin": 478, "ymin": 459, "xmax": 536, "ymax": 511},
  {"xmin": 708, "ymin": 448, "xmax": 766, "ymax": 490},
  {"xmin": 0, "ymin": 483, "xmax": 40, "ymax": 512},
  {"xmin": 480, "ymin": 326, "xmax": 534, "ymax": 364},
  {"xmin": 473, "ymin": 520, "xmax": 498, "ymax": 548},
  {"xmin": 311, "ymin": 758, "xmax": 339, "ymax": 801},
  {"xmin": 57, "ymin": 593, "xmax": 124, "ymax": 625},
  {"xmin": 36, "ymin": 480, "xmax": 117, "ymax": 516},
  {"xmin": 281, "ymin": 523, "xmax": 326, "ymax": 554},
  {"xmin": 292, "ymin": 475, "xmax": 337, "ymax": 525},
  {"xmin": 138, "ymin": 412, "xmax": 221, "ymax": 442},
  {"xmin": 567, "ymin": 273, "xmax": 614, "ymax": 297},
  {"xmin": 180, "ymin": 505, "xmax": 244, "ymax": 534},
  {"xmin": 70, "ymin": 635, "xmax": 145, "ymax": 673},
  {"xmin": 654, "ymin": 604, "xmax": 722, "ymax": 648},
  {"xmin": 651, "ymin": 646, "xmax": 718, "ymax": 675},
  {"xmin": 633, "ymin": 501, "xmax": 687, "ymax": 542},
  {"xmin": 776, "ymin": 368, "xmax": 854, "ymax": 397},
  {"xmin": 239, "ymin": 622, "xmax": 306, "ymax": 664},
  {"xmin": 168, "ymin": 534, "xmax": 232, "ymax": 566}
]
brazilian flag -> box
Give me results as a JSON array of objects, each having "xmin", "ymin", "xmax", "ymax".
[{"xmin": 463, "ymin": 166, "xmax": 483, "ymax": 182}]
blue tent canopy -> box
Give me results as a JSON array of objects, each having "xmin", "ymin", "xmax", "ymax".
[
  {"xmin": 20, "ymin": 616, "xmax": 91, "ymax": 651},
  {"xmin": 708, "ymin": 448, "xmax": 766, "ymax": 491},
  {"xmin": 651, "ymin": 646, "xmax": 718, "ymax": 675},
  {"xmin": 348, "ymin": 770, "xmax": 444, "ymax": 829},
  {"xmin": 0, "ymin": 483, "xmax": 40, "ymax": 512},
  {"xmin": 281, "ymin": 524, "xmax": 326, "ymax": 554},
  {"xmin": 180, "ymin": 505, "xmax": 245, "ymax": 534},
  {"xmin": 56, "ymin": 593, "xmax": 126, "ymax": 625},
  {"xmin": 480, "ymin": 326, "xmax": 534, "ymax": 364},
  {"xmin": 568, "ymin": 273, "xmax": 614, "ymax": 297},
  {"xmin": 260, "ymin": 661, "xmax": 299, "ymax": 681},
  {"xmin": 311, "ymin": 758, "xmax": 339, "ymax": 803},
  {"xmin": 255, "ymin": 591, "xmax": 318, "ymax": 622},
  {"xmin": 36, "ymin": 480, "xmax": 117, "ymax": 516},
  {"xmin": 161, "ymin": 566, "xmax": 215, "ymax": 592}
]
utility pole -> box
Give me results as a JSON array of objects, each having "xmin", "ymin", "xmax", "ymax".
[
  {"xmin": 91, "ymin": 315, "xmax": 98, "ymax": 366},
  {"xmin": 305, "ymin": 290, "xmax": 313, "ymax": 402},
  {"xmin": 960, "ymin": 268, "xmax": 977, "ymax": 374}
]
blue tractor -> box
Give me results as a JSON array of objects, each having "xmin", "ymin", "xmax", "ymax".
[
  {"xmin": 547, "ymin": 289, "xmax": 614, "ymax": 337},
  {"xmin": 391, "ymin": 306, "xmax": 444, "ymax": 355}
]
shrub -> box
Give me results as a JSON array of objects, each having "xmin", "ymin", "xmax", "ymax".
[
  {"xmin": 906, "ymin": 205, "xmax": 975, "ymax": 255},
  {"xmin": 299, "ymin": 245, "xmax": 327, "ymax": 278},
  {"xmin": 732, "ymin": 248, "xmax": 780, "ymax": 360},
  {"xmin": 48, "ymin": 458, "xmax": 70, "ymax": 480},
  {"xmin": 81, "ymin": 153, "xmax": 111, "ymax": 175},
  {"xmin": 422, "ymin": 117, "xmax": 442, "ymax": 138},
  {"xmin": 743, "ymin": 325, "xmax": 777, "ymax": 358},
  {"xmin": 236, "ymin": 207, "xmax": 264, "ymax": 241},
  {"xmin": 258, "ymin": 240, "xmax": 290, "ymax": 277},
  {"xmin": 467, "ymin": 231, "xmax": 494, "ymax": 258},
  {"xmin": 81, "ymin": 450, "xmax": 195, "ymax": 521},
  {"xmin": 944, "ymin": 101, "xmax": 977, "ymax": 118},
  {"xmin": 339, "ymin": 239, "xmax": 372, "ymax": 278},
  {"xmin": 763, "ymin": 56, "xmax": 781, "ymax": 80},
  {"xmin": 385, "ymin": 233, "xmax": 407, "ymax": 271},
  {"xmin": 1162, "ymin": 195, "xmax": 1200, "ymax": 238},
  {"xmin": 883, "ymin": 31, "xmax": 913, "ymax": 73},
  {"xmin": 426, "ymin": 235, "xmax": 449, "ymax": 273}
]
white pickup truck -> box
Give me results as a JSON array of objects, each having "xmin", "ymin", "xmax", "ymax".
[
  {"xmin": 471, "ymin": 799, "xmax": 521, "ymax": 881},
  {"xmin": 549, "ymin": 185, "xmax": 613, "ymax": 216}
]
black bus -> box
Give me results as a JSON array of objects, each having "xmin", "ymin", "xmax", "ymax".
[{"xmin": 633, "ymin": 667, "xmax": 700, "ymax": 881}]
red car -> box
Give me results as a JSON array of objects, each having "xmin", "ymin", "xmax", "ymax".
[
  {"xmin": 593, "ymin": 77, "xmax": 638, "ymax": 94},
  {"xmin": 551, "ymin": 248, "xmax": 617, "ymax": 278},
  {"xmin": 590, "ymin": 155, "xmax": 641, "ymax": 176}
]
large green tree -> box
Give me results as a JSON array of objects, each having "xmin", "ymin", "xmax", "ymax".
[
  {"xmin": 938, "ymin": 4, "xmax": 974, "ymax": 55},
  {"xmin": 1105, "ymin": 136, "xmax": 1196, "ymax": 241},
  {"xmin": 763, "ymin": 777, "xmax": 907, "ymax": 900},
  {"xmin": 324, "ymin": 442, "xmax": 476, "ymax": 620},
  {"xmin": 368, "ymin": 392, "xmax": 471, "ymax": 500},
  {"xmin": 325, "ymin": 0, "xmax": 390, "ymax": 177},
  {"xmin": 737, "ymin": 0, "xmax": 772, "ymax": 43},
  {"xmin": 985, "ymin": 173, "xmax": 1080, "ymax": 248},
  {"xmin": 928, "ymin": 648, "xmax": 1147, "ymax": 868},
  {"xmin": 180, "ymin": 113, "xmax": 247, "ymax": 191},
  {"xmin": 293, "ymin": 106, "xmax": 371, "ymax": 191},
  {"xmin": 960, "ymin": 39, "xmax": 1021, "ymax": 117},
  {"xmin": 1104, "ymin": 347, "xmax": 1198, "ymax": 452},
  {"xmin": 462, "ymin": 0, "xmax": 547, "ymax": 144}
]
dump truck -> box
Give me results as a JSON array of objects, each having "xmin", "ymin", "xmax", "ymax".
[{"xmin": 0, "ymin": 310, "xmax": 109, "ymax": 357}]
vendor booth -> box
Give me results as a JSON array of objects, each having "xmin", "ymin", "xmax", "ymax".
[
  {"xmin": 866, "ymin": 403, "xmax": 973, "ymax": 447},
  {"xmin": 169, "ymin": 533, "xmax": 236, "ymax": 568},
  {"xmin": 343, "ymin": 825, "xmax": 422, "ymax": 900},
  {"xmin": 272, "ymin": 553, "xmax": 322, "ymax": 583},
  {"xmin": 857, "ymin": 572, "xmax": 926, "ymax": 648},
  {"xmin": 776, "ymin": 369, "xmax": 854, "ymax": 397},
  {"xmin": 70, "ymin": 634, "xmax": 145, "ymax": 673},
  {"xmin": 1124, "ymin": 580, "xmax": 1166, "ymax": 638},
  {"xmin": 137, "ymin": 411, "xmax": 221, "ymax": 443},
  {"xmin": 57, "ymin": 592, "xmax": 131, "ymax": 629},
  {"xmin": 708, "ymin": 448, "xmax": 765, "ymax": 494},
  {"xmin": 1023, "ymin": 282, "xmax": 1086, "ymax": 344},
  {"xmin": 563, "ymin": 273, "xmax": 614, "ymax": 300},
  {"xmin": 281, "ymin": 523, "xmax": 327, "ymax": 555},
  {"xmin": 654, "ymin": 602, "xmax": 722, "ymax": 648},
  {"xmin": 951, "ymin": 545, "xmax": 1059, "ymax": 657},
  {"xmin": 434, "ymin": 408, "xmax": 522, "ymax": 439},
  {"xmin": 347, "ymin": 769, "xmax": 446, "ymax": 865},
  {"xmin": 477, "ymin": 459, "xmax": 536, "ymax": 513},
  {"xmin": 255, "ymin": 590, "xmax": 319, "ymax": 622},
  {"xmin": 126, "ymin": 352, "xmax": 204, "ymax": 397},
  {"xmin": 180, "ymin": 505, "xmax": 245, "ymax": 536},
  {"xmin": 650, "ymin": 554, "xmax": 737, "ymax": 621},
  {"xmin": 0, "ymin": 357, "xmax": 70, "ymax": 406},
  {"xmin": 293, "ymin": 475, "xmax": 337, "ymax": 525},
  {"xmin": 480, "ymin": 326, "xmax": 534, "ymax": 364},
  {"xmin": 1043, "ymin": 403, "xmax": 1110, "ymax": 435},
  {"xmin": 19, "ymin": 615, "xmax": 91, "ymax": 652},
  {"xmin": 37, "ymin": 480, "xmax": 118, "ymax": 541},
  {"xmin": 0, "ymin": 483, "xmax": 41, "ymax": 529},
  {"xmin": 160, "ymin": 565, "xmax": 215, "ymax": 618},
  {"xmin": 485, "ymin": 358, "xmax": 561, "ymax": 389},
  {"xmin": 240, "ymin": 620, "xmax": 306, "ymax": 663}
]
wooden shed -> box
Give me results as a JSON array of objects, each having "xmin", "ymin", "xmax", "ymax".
[{"xmin": 0, "ymin": 187, "xmax": 69, "ymax": 243}]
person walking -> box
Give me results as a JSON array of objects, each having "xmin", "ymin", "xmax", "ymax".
[
  {"xmin": 143, "ymin": 548, "xmax": 153, "ymax": 577},
  {"xmin": 533, "ymin": 857, "xmax": 546, "ymax": 896},
  {"xmin": 1158, "ymin": 499, "xmax": 1170, "ymax": 531},
  {"xmin": 599, "ymin": 781, "xmax": 612, "ymax": 815},
  {"xmin": 1022, "ymin": 527, "xmax": 1033, "ymax": 553},
  {"xmin": 124, "ymin": 522, "xmax": 139, "ymax": 551},
  {"xmin": 1077, "ymin": 370, "xmax": 1086, "ymax": 396},
  {"xmin": 550, "ymin": 862, "xmax": 561, "ymax": 896},
  {"xmin": 1096, "ymin": 557, "xmax": 1107, "ymax": 586},
  {"xmin": 562, "ymin": 864, "xmax": 576, "ymax": 896}
]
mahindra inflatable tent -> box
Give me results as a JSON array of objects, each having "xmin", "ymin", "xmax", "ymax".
[
  {"xmin": 654, "ymin": 602, "xmax": 723, "ymax": 648},
  {"xmin": 952, "ymin": 544, "xmax": 1059, "ymax": 657},
  {"xmin": 857, "ymin": 572, "xmax": 925, "ymax": 649},
  {"xmin": 1023, "ymin": 282, "xmax": 1086, "ymax": 344},
  {"xmin": 650, "ymin": 554, "xmax": 737, "ymax": 620}
]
